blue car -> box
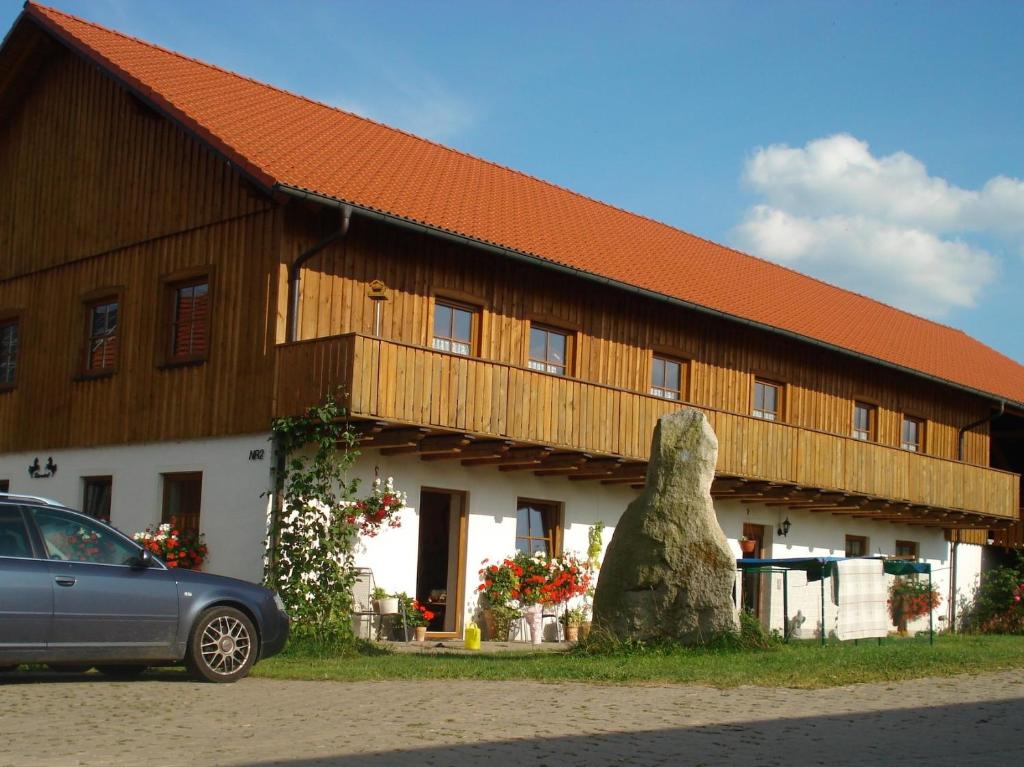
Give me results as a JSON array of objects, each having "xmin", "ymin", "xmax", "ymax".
[{"xmin": 0, "ymin": 493, "xmax": 289, "ymax": 682}]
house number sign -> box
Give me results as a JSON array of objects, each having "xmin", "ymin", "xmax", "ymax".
[{"xmin": 248, "ymin": 449, "xmax": 265, "ymax": 461}]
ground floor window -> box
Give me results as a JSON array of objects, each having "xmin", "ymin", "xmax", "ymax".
[
  {"xmin": 894, "ymin": 540, "xmax": 918, "ymax": 560},
  {"xmin": 515, "ymin": 499, "xmax": 561, "ymax": 555},
  {"xmin": 0, "ymin": 479, "xmax": 9, "ymax": 493},
  {"xmin": 82, "ymin": 476, "xmax": 112, "ymax": 522},
  {"xmin": 162, "ymin": 472, "xmax": 203, "ymax": 533},
  {"xmin": 845, "ymin": 534, "xmax": 868, "ymax": 557}
]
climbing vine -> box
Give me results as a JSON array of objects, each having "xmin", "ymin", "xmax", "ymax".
[{"xmin": 265, "ymin": 394, "xmax": 405, "ymax": 642}]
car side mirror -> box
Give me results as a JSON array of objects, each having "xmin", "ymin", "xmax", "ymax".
[{"xmin": 134, "ymin": 548, "xmax": 155, "ymax": 569}]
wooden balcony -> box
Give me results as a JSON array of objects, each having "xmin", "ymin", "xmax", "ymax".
[{"xmin": 275, "ymin": 333, "xmax": 1021, "ymax": 528}]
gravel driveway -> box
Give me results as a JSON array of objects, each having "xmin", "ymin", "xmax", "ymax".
[{"xmin": 2, "ymin": 669, "xmax": 1022, "ymax": 766}]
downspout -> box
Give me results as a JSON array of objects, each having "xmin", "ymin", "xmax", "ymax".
[
  {"xmin": 958, "ymin": 401, "xmax": 1005, "ymax": 461},
  {"xmin": 286, "ymin": 205, "xmax": 353, "ymax": 343}
]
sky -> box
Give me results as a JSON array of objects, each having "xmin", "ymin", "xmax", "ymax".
[{"xmin": 3, "ymin": 0, "xmax": 1022, "ymax": 362}]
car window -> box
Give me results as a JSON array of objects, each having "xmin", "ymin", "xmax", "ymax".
[
  {"xmin": 32, "ymin": 508, "xmax": 138, "ymax": 566},
  {"xmin": 0, "ymin": 504, "xmax": 33, "ymax": 558}
]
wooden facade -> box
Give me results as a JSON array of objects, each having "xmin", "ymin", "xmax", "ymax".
[
  {"xmin": 283, "ymin": 211, "xmax": 994, "ymax": 468},
  {"xmin": 0, "ymin": 37, "xmax": 281, "ymax": 451},
  {"xmin": 276, "ymin": 333, "xmax": 1019, "ymax": 522},
  {"xmin": 1, "ymin": 22, "xmax": 1020, "ymax": 531}
]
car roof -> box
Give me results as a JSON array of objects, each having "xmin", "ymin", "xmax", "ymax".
[{"xmin": 0, "ymin": 492, "xmax": 71, "ymax": 509}]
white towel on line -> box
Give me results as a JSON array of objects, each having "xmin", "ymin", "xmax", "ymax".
[{"xmin": 836, "ymin": 558, "xmax": 889, "ymax": 641}]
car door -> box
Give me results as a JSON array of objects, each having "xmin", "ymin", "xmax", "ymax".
[
  {"xmin": 0, "ymin": 503, "xmax": 52, "ymax": 660},
  {"xmin": 30, "ymin": 507, "xmax": 180, "ymax": 662}
]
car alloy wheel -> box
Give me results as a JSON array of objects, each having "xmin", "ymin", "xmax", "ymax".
[{"xmin": 186, "ymin": 606, "xmax": 257, "ymax": 683}]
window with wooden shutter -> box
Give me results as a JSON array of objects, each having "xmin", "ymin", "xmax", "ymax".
[
  {"xmin": 169, "ymin": 279, "xmax": 210, "ymax": 363},
  {"xmin": 0, "ymin": 320, "xmax": 17, "ymax": 389},
  {"xmin": 85, "ymin": 300, "xmax": 119, "ymax": 374}
]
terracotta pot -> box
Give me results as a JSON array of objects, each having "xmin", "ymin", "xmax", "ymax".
[
  {"xmin": 739, "ymin": 539, "xmax": 757, "ymax": 555},
  {"xmin": 565, "ymin": 625, "xmax": 580, "ymax": 643},
  {"xmin": 480, "ymin": 608, "xmax": 496, "ymax": 639},
  {"xmin": 579, "ymin": 621, "xmax": 592, "ymax": 640},
  {"xmin": 414, "ymin": 625, "xmax": 427, "ymax": 642}
]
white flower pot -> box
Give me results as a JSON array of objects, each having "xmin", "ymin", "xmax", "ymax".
[
  {"xmin": 524, "ymin": 603, "xmax": 544, "ymax": 645},
  {"xmin": 376, "ymin": 597, "xmax": 399, "ymax": 615}
]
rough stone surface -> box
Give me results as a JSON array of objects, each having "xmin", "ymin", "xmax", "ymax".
[
  {"xmin": 2, "ymin": 669, "xmax": 1023, "ymax": 765},
  {"xmin": 592, "ymin": 408, "xmax": 739, "ymax": 643}
]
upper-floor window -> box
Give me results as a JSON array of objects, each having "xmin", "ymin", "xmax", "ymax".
[
  {"xmin": 515, "ymin": 499, "xmax": 560, "ymax": 556},
  {"xmin": 901, "ymin": 416, "xmax": 924, "ymax": 453},
  {"xmin": 853, "ymin": 402, "xmax": 876, "ymax": 441},
  {"xmin": 752, "ymin": 378, "xmax": 782, "ymax": 421},
  {"xmin": 894, "ymin": 540, "xmax": 918, "ymax": 561},
  {"xmin": 168, "ymin": 278, "xmax": 210, "ymax": 363},
  {"xmin": 845, "ymin": 534, "xmax": 868, "ymax": 557},
  {"xmin": 650, "ymin": 356, "xmax": 684, "ymax": 400},
  {"xmin": 528, "ymin": 324, "xmax": 570, "ymax": 376},
  {"xmin": 0, "ymin": 320, "xmax": 18, "ymax": 388},
  {"xmin": 432, "ymin": 300, "xmax": 475, "ymax": 356},
  {"xmin": 85, "ymin": 299, "xmax": 119, "ymax": 373}
]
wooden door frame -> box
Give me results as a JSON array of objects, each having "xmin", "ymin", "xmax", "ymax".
[
  {"xmin": 741, "ymin": 522, "xmax": 769, "ymax": 619},
  {"xmin": 419, "ymin": 486, "xmax": 468, "ymax": 639}
]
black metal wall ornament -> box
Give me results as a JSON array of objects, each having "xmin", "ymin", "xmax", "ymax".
[{"xmin": 28, "ymin": 457, "xmax": 57, "ymax": 479}]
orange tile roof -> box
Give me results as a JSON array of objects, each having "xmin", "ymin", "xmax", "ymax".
[{"xmin": 19, "ymin": 3, "xmax": 1024, "ymax": 406}]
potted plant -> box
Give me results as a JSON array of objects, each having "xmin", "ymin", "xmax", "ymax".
[
  {"xmin": 888, "ymin": 576, "xmax": 941, "ymax": 635},
  {"xmin": 560, "ymin": 606, "xmax": 588, "ymax": 643},
  {"xmin": 739, "ymin": 535, "xmax": 757, "ymax": 555},
  {"xmin": 133, "ymin": 518, "xmax": 208, "ymax": 570},
  {"xmin": 372, "ymin": 587, "xmax": 399, "ymax": 617},
  {"xmin": 477, "ymin": 557, "xmax": 524, "ymax": 640},
  {"xmin": 397, "ymin": 594, "xmax": 434, "ymax": 641}
]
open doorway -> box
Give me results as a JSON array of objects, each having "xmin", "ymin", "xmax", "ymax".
[
  {"xmin": 741, "ymin": 523, "xmax": 768, "ymax": 620},
  {"xmin": 415, "ymin": 488, "xmax": 467, "ymax": 637}
]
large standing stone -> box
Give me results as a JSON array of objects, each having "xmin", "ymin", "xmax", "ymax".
[{"xmin": 592, "ymin": 408, "xmax": 738, "ymax": 643}]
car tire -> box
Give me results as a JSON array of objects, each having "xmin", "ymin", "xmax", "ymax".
[
  {"xmin": 185, "ymin": 606, "xmax": 257, "ymax": 683},
  {"xmin": 46, "ymin": 664, "xmax": 92, "ymax": 673},
  {"xmin": 95, "ymin": 665, "xmax": 148, "ymax": 678}
]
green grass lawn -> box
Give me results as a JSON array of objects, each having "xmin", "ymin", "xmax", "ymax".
[{"xmin": 253, "ymin": 634, "xmax": 1024, "ymax": 689}]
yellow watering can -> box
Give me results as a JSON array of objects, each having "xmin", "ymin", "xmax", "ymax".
[{"xmin": 464, "ymin": 621, "xmax": 481, "ymax": 651}]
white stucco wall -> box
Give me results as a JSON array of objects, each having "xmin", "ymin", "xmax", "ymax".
[
  {"xmin": 3, "ymin": 436, "xmax": 974, "ymax": 639},
  {"xmin": 718, "ymin": 499, "xmax": 956, "ymax": 637},
  {"xmin": 0, "ymin": 433, "xmax": 274, "ymax": 583},
  {"xmin": 348, "ymin": 453, "xmax": 960, "ymax": 639}
]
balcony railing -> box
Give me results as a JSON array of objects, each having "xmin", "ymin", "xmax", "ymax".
[{"xmin": 275, "ymin": 333, "xmax": 1021, "ymax": 520}]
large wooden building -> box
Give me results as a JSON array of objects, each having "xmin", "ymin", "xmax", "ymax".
[{"xmin": 2, "ymin": 3, "xmax": 1023, "ymax": 637}]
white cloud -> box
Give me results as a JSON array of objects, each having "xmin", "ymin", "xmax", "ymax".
[{"xmin": 732, "ymin": 134, "xmax": 1022, "ymax": 317}]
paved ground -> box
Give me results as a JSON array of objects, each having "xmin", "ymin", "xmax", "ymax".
[{"xmin": 2, "ymin": 668, "xmax": 1023, "ymax": 766}]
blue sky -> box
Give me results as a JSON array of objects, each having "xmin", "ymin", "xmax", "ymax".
[{"xmin": 4, "ymin": 1, "xmax": 1022, "ymax": 362}]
